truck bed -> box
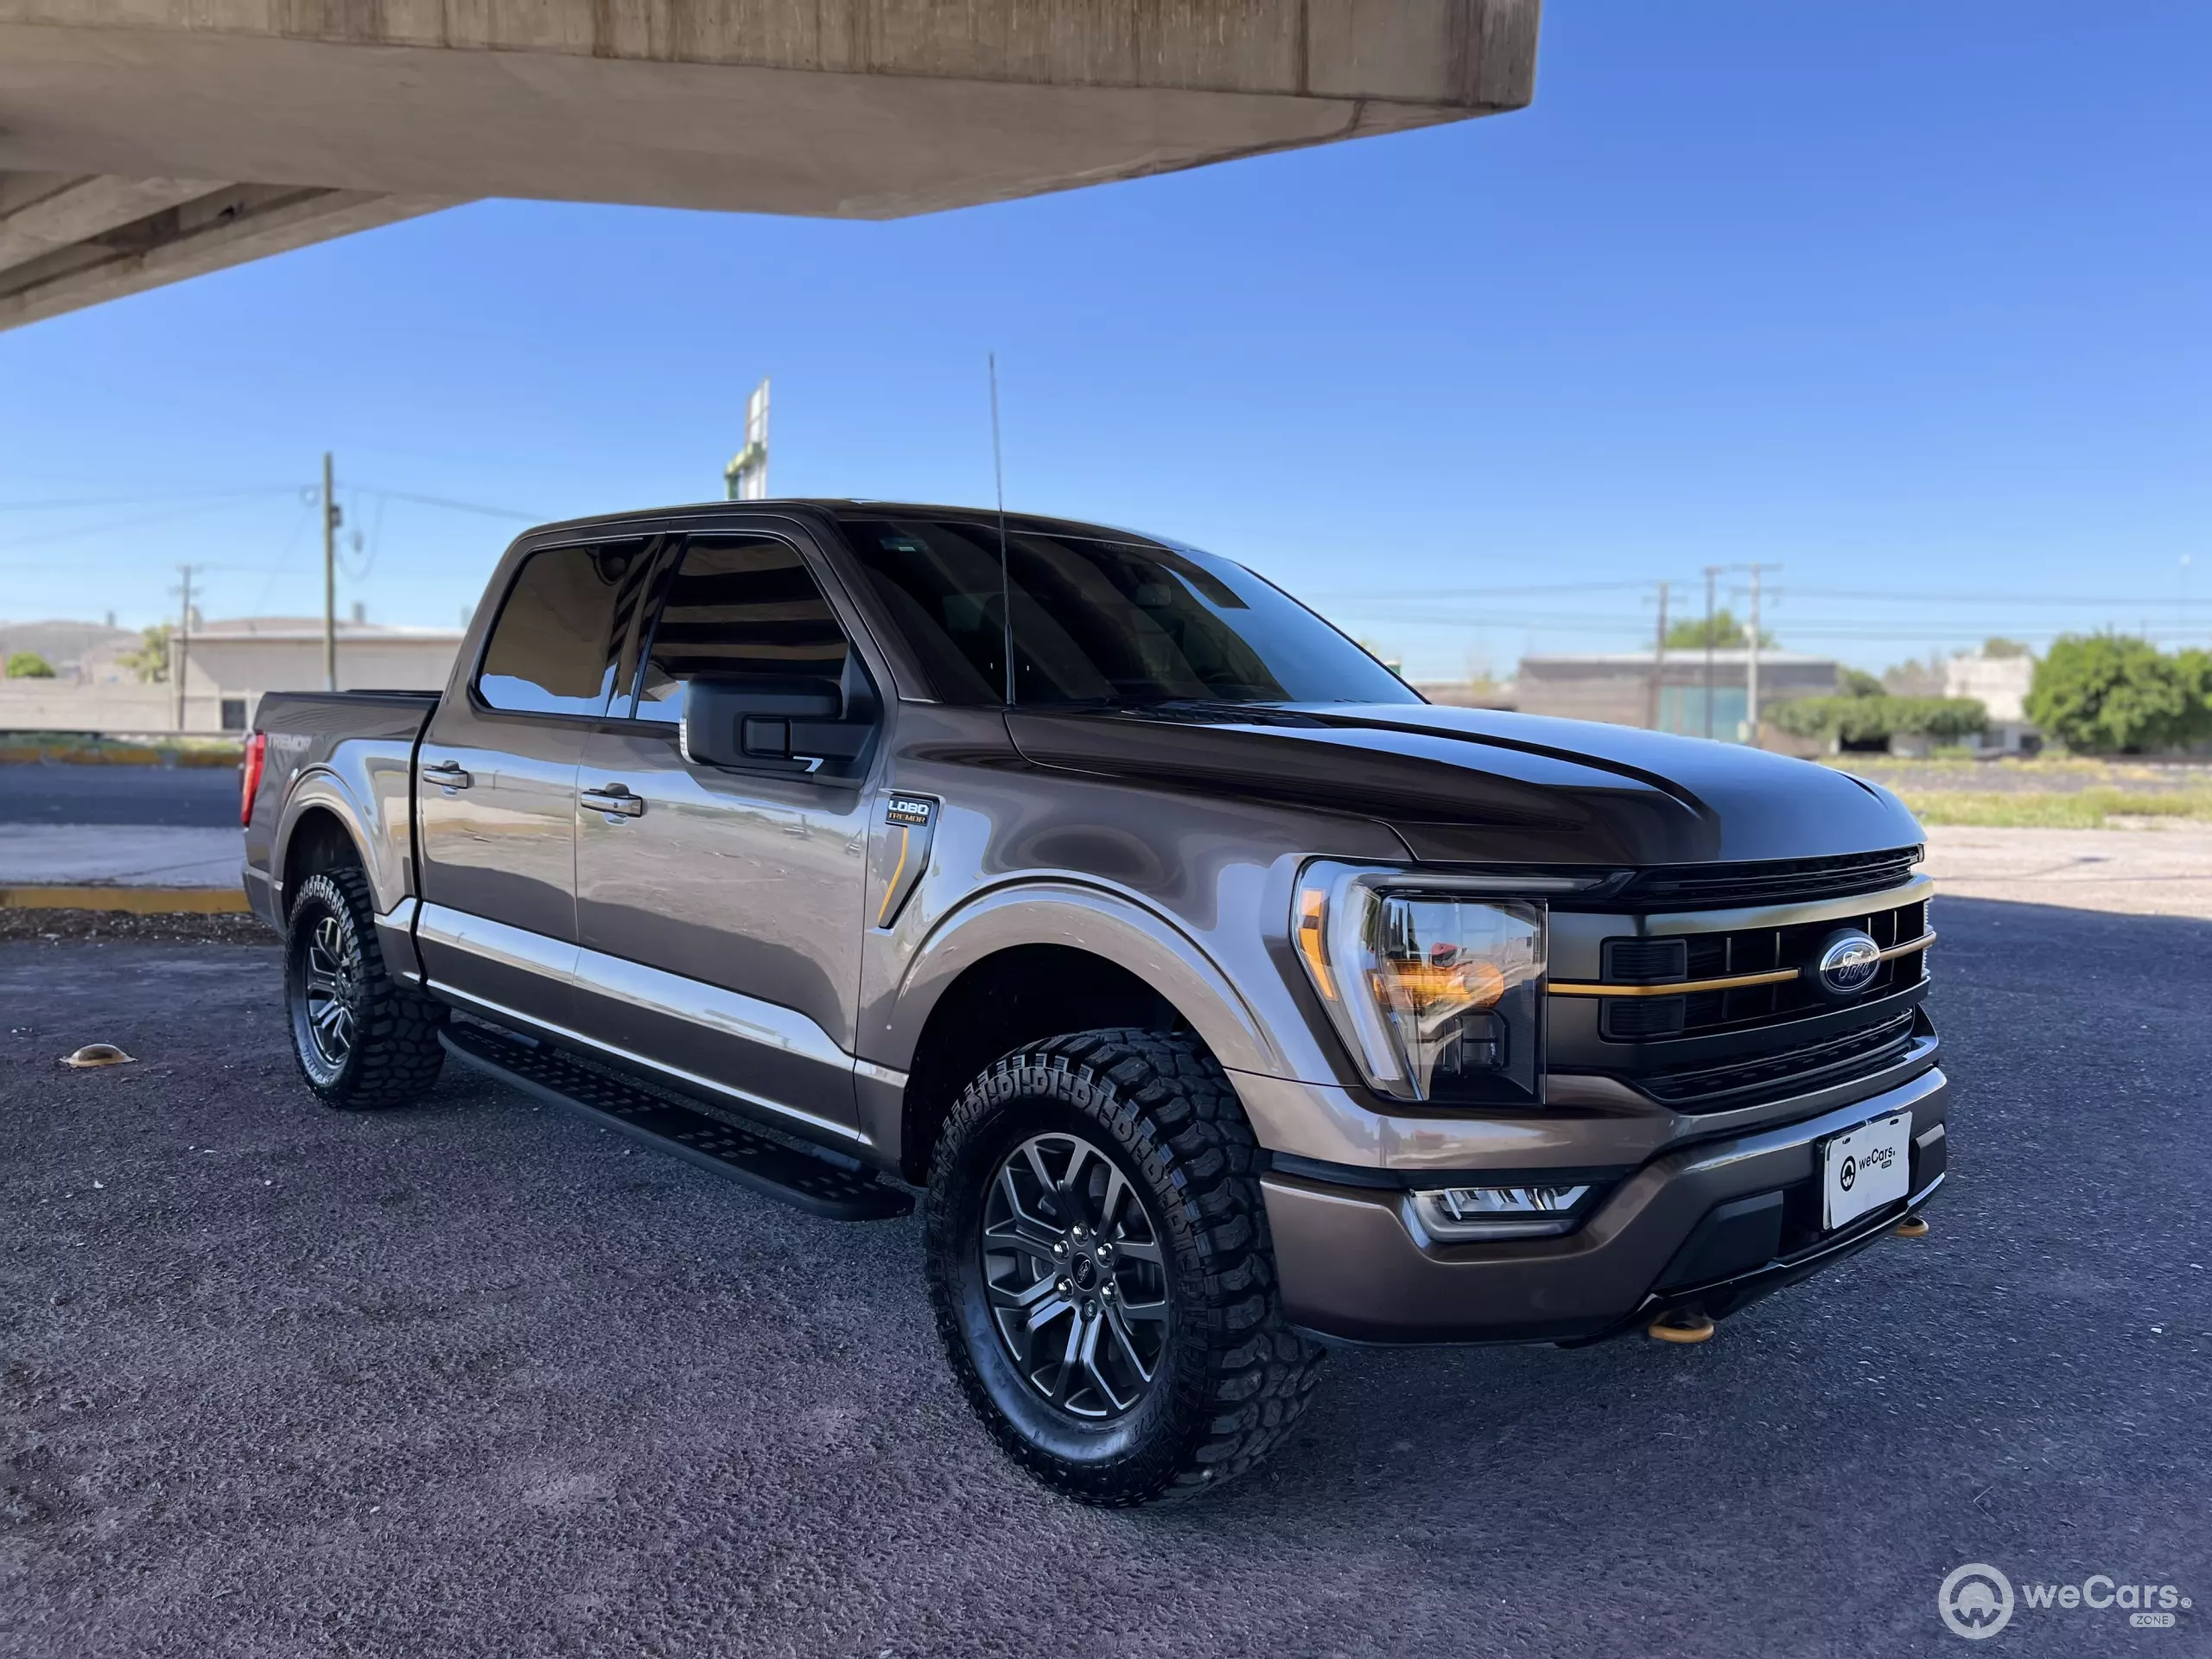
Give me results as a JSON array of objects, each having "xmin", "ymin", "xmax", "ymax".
[
  {"xmin": 243, "ymin": 690, "xmax": 443, "ymax": 931},
  {"xmin": 253, "ymin": 689, "xmax": 441, "ymax": 745}
]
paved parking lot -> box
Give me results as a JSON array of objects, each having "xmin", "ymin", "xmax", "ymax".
[
  {"xmin": 0, "ymin": 764, "xmax": 245, "ymax": 890},
  {"xmin": 1922, "ymin": 823, "xmax": 2212, "ymax": 919},
  {"xmin": 3, "ymin": 896, "xmax": 2208, "ymax": 1657}
]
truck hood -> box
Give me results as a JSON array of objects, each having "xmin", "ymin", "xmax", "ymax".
[{"xmin": 1005, "ymin": 702, "xmax": 1922, "ymax": 868}]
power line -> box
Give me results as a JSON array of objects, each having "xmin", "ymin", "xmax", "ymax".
[
  {"xmin": 0, "ymin": 499, "xmax": 251, "ymax": 550},
  {"xmin": 1328, "ymin": 602, "xmax": 2212, "ymax": 635},
  {"xmin": 1332, "ymin": 582, "xmax": 2212, "ymax": 611},
  {"xmin": 1772, "ymin": 587, "xmax": 2212, "ymax": 607},
  {"xmin": 351, "ymin": 485, "xmax": 546, "ymax": 521},
  {"xmin": 0, "ymin": 560, "xmax": 276, "ymax": 575},
  {"xmin": 248, "ymin": 501, "xmax": 317, "ymax": 614},
  {"xmin": 1313, "ymin": 579, "xmax": 1655, "ymax": 601},
  {"xmin": 0, "ymin": 486, "xmax": 298, "ymax": 512}
]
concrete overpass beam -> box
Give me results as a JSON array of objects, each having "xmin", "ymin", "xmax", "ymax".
[
  {"xmin": 0, "ymin": 1, "xmax": 1540, "ymax": 328},
  {"xmin": 0, "ymin": 176, "xmax": 448, "ymax": 330}
]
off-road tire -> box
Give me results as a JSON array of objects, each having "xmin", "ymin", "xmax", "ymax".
[
  {"xmin": 283, "ymin": 867, "xmax": 446, "ymax": 1109},
  {"xmin": 924, "ymin": 1027, "xmax": 1326, "ymax": 1504}
]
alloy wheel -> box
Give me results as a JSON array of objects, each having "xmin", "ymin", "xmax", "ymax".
[
  {"xmin": 300, "ymin": 914, "xmax": 358, "ymax": 1067},
  {"xmin": 980, "ymin": 1131, "xmax": 1171, "ymax": 1421}
]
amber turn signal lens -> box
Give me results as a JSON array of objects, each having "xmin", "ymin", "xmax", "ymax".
[{"xmin": 1295, "ymin": 886, "xmax": 1335, "ymax": 1001}]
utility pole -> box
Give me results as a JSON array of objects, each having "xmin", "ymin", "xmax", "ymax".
[
  {"xmin": 1701, "ymin": 564, "xmax": 1721, "ymax": 739},
  {"xmin": 321, "ymin": 452, "xmax": 340, "ymax": 691},
  {"xmin": 175, "ymin": 563, "xmax": 194, "ymax": 731},
  {"xmin": 1741, "ymin": 563, "xmax": 1781, "ymax": 747},
  {"xmin": 1648, "ymin": 582, "xmax": 1671, "ymax": 731}
]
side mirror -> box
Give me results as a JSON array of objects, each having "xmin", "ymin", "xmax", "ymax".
[{"xmin": 681, "ymin": 675, "xmax": 874, "ymax": 778}]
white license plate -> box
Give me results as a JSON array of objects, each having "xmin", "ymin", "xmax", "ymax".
[{"xmin": 1821, "ymin": 1110, "xmax": 1912, "ymax": 1229}]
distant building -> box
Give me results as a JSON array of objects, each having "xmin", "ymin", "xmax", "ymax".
[
  {"xmin": 1516, "ymin": 650, "xmax": 1841, "ymax": 743},
  {"xmin": 1943, "ymin": 649, "xmax": 2040, "ymax": 753},
  {"xmin": 1411, "ymin": 680, "xmax": 1518, "ymax": 710},
  {"xmin": 0, "ymin": 616, "xmax": 463, "ymax": 734},
  {"xmin": 181, "ymin": 618, "xmax": 465, "ymax": 730},
  {"xmin": 1944, "ymin": 651, "xmax": 2035, "ymax": 722}
]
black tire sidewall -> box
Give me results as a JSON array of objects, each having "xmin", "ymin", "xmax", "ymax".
[{"xmin": 927, "ymin": 1080, "xmax": 1210, "ymax": 1491}]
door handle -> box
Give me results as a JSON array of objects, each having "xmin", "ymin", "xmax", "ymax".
[
  {"xmin": 421, "ymin": 760, "xmax": 473, "ymax": 790},
  {"xmin": 581, "ymin": 785, "xmax": 645, "ymax": 819}
]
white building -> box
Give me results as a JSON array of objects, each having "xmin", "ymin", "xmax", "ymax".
[
  {"xmin": 1943, "ymin": 651, "xmax": 2035, "ymax": 722},
  {"xmin": 1943, "ymin": 650, "xmax": 2040, "ymax": 753},
  {"xmin": 1516, "ymin": 650, "xmax": 1841, "ymax": 744},
  {"xmin": 0, "ymin": 617, "xmax": 464, "ymax": 734}
]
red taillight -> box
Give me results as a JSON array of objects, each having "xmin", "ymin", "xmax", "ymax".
[{"xmin": 240, "ymin": 731, "xmax": 267, "ymax": 828}]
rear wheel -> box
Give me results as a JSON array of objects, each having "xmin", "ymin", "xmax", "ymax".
[
  {"xmin": 924, "ymin": 1027, "xmax": 1326, "ymax": 1504},
  {"xmin": 283, "ymin": 867, "xmax": 445, "ymax": 1109}
]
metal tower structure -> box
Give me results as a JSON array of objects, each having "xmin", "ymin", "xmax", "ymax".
[{"xmin": 724, "ymin": 378, "xmax": 770, "ymax": 500}]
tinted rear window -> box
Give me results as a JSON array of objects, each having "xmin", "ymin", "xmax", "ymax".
[
  {"xmin": 630, "ymin": 536, "xmax": 852, "ymax": 722},
  {"xmin": 839, "ymin": 518, "xmax": 1414, "ymax": 709}
]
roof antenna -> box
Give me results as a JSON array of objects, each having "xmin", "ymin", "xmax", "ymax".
[{"xmin": 988, "ymin": 352, "xmax": 1014, "ymax": 705}]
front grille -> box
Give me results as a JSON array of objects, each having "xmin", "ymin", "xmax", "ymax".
[
  {"xmin": 1609, "ymin": 847, "xmax": 1921, "ymax": 911},
  {"xmin": 1596, "ymin": 898, "xmax": 1927, "ymax": 1042},
  {"xmin": 1639, "ymin": 1012, "xmax": 1919, "ymax": 1105},
  {"xmin": 1603, "ymin": 938, "xmax": 1690, "ymax": 982}
]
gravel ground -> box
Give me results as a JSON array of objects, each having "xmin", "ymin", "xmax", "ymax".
[
  {"xmin": 3, "ymin": 898, "xmax": 2208, "ymax": 1658},
  {"xmin": 0, "ymin": 909, "xmax": 272, "ymax": 946}
]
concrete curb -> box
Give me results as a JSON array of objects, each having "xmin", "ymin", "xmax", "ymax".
[{"xmin": 0, "ymin": 885, "xmax": 250, "ymax": 914}]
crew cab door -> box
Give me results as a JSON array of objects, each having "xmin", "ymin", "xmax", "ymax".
[
  {"xmin": 414, "ymin": 537, "xmax": 652, "ymax": 1027},
  {"xmin": 567, "ymin": 529, "xmax": 882, "ymax": 1139}
]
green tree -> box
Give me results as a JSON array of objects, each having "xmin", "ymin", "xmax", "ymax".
[
  {"xmin": 1770, "ymin": 695, "xmax": 1986, "ymax": 746},
  {"xmin": 1838, "ymin": 667, "xmax": 1884, "ymax": 698},
  {"xmin": 2181, "ymin": 649, "xmax": 2212, "ymax": 708},
  {"xmin": 1980, "ymin": 637, "xmax": 2033, "ymax": 659},
  {"xmin": 2025, "ymin": 634, "xmax": 2212, "ymax": 753},
  {"xmin": 1882, "ymin": 654, "xmax": 1948, "ymax": 696},
  {"xmin": 117, "ymin": 624, "xmax": 170, "ymax": 683},
  {"xmin": 4, "ymin": 651, "xmax": 55, "ymax": 678},
  {"xmin": 1663, "ymin": 608, "xmax": 1777, "ymax": 651}
]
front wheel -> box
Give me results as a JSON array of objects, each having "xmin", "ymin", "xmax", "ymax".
[
  {"xmin": 283, "ymin": 867, "xmax": 446, "ymax": 1109},
  {"xmin": 924, "ymin": 1028, "xmax": 1325, "ymax": 1504}
]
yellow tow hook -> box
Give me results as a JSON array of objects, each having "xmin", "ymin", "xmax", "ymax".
[
  {"xmin": 1893, "ymin": 1214, "xmax": 1931, "ymax": 1238},
  {"xmin": 1647, "ymin": 1309, "xmax": 1715, "ymax": 1344}
]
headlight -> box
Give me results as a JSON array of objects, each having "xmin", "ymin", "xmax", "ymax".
[{"xmin": 1294, "ymin": 863, "xmax": 1550, "ymax": 1104}]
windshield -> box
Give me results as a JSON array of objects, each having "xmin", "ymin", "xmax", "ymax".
[{"xmin": 838, "ymin": 518, "xmax": 1418, "ymax": 709}]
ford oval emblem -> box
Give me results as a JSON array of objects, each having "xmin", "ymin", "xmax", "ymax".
[{"xmin": 1815, "ymin": 929, "xmax": 1883, "ymax": 996}]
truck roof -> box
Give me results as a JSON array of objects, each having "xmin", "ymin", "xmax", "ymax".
[{"xmin": 515, "ymin": 499, "xmax": 1170, "ymax": 550}]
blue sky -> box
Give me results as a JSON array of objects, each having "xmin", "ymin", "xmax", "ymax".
[{"xmin": 3, "ymin": 3, "xmax": 2206, "ymax": 679}]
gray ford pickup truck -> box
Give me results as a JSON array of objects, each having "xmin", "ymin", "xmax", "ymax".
[{"xmin": 243, "ymin": 500, "xmax": 1946, "ymax": 1503}]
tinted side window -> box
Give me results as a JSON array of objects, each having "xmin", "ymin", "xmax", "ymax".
[
  {"xmin": 630, "ymin": 536, "xmax": 851, "ymax": 723},
  {"xmin": 476, "ymin": 543, "xmax": 644, "ymax": 716},
  {"xmin": 836, "ymin": 520, "xmax": 1006, "ymax": 703}
]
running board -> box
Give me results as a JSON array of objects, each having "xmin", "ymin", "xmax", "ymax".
[{"xmin": 439, "ymin": 1022, "xmax": 913, "ymax": 1223}]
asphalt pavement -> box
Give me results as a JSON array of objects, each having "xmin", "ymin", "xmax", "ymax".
[
  {"xmin": 3, "ymin": 898, "xmax": 2207, "ymax": 1657},
  {"xmin": 0, "ymin": 762, "xmax": 241, "ymax": 827}
]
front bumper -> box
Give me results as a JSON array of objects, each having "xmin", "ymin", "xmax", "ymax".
[{"xmin": 1261, "ymin": 1064, "xmax": 1947, "ymax": 1344}]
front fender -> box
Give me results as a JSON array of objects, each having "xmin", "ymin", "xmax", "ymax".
[{"xmin": 884, "ymin": 879, "xmax": 1288, "ymax": 1081}]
